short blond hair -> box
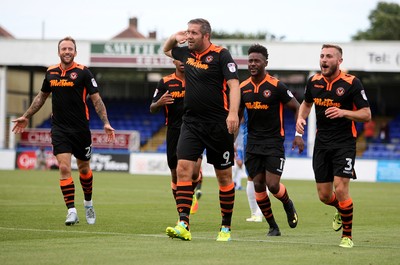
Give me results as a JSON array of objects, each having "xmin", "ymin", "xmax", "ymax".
[{"xmin": 322, "ymin": 44, "xmax": 342, "ymax": 57}]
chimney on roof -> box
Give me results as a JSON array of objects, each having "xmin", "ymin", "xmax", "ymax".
[
  {"xmin": 149, "ymin": 31, "xmax": 157, "ymax": 39},
  {"xmin": 129, "ymin": 17, "xmax": 138, "ymax": 28}
]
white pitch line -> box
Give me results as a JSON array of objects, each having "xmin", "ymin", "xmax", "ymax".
[{"xmin": 0, "ymin": 226, "xmax": 399, "ymax": 249}]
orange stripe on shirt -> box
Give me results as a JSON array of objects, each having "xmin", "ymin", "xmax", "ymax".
[
  {"xmin": 222, "ymin": 80, "xmax": 229, "ymax": 111},
  {"xmin": 279, "ymin": 103, "xmax": 284, "ymax": 136},
  {"xmin": 83, "ymin": 87, "xmax": 90, "ymax": 120},
  {"xmin": 351, "ymin": 104, "xmax": 358, "ymax": 137}
]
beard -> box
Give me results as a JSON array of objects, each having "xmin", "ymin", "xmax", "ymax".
[
  {"xmin": 60, "ymin": 55, "xmax": 74, "ymax": 65},
  {"xmin": 321, "ymin": 64, "xmax": 338, "ymax": 78},
  {"xmin": 187, "ymin": 42, "xmax": 195, "ymax": 50},
  {"xmin": 188, "ymin": 40, "xmax": 200, "ymax": 52}
]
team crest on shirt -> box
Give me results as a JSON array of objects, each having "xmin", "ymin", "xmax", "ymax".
[
  {"xmin": 336, "ymin": 87, "xmax": 345, "ymax": 96},
  {"xmin": 70, "ymin": 72, "xmax": 78, "ymax": 80},
  {"xmin": 263, "ymin": 90, "xmax": 271, "ymax": 98},
  {"xmin": 205, "ymin": 55, "xmax": 214, "ymax": 63},
  {"xmin": 227, "ymin": 63, "xmax": 236, "ymax": 73}
]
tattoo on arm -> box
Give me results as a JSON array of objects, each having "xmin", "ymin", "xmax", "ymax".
[
  {"xmin": 93, "ymin": 97, "xmax": 110, "ymax": 125},
  {"xmin": 24, "ymin": 92, "xmax": 49, "ymax": 119}
]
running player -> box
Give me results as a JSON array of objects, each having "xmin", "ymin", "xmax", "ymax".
[
  {"xmin": 240, "ymin": 44, "xmax": 304, "ymax": 236},
  {"xmin": 296, "ymin": 44, "xmax": 371, "ymax": 248}
]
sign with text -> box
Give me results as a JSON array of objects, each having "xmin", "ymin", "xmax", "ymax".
[
  {"xmin": 90, "ymin": 40, "xmax": 400, "ymax": 72},
  {"xmin": 19, "ymin": 129, "xmax": 140, "ymax": 151},
  {"xmin": 15, "ymin": 151, "xmax": 130, "ymax": 172},
  {"xmin": 15, "ymin": 150, "xmax": 57, "ymax": 170},
  {"xmin": 377, "ymin": 160, "xmax": 400, "ymax": 182}
]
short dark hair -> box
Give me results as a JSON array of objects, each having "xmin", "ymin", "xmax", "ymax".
[
  {"xmin": 58, "ymin": 36, "xmax": 76, "ymax": 51},
  {"xmin": 248, "ymin": 44, "xmax": 269, "ymax": 60},
  {"xmin": 322, "ymin": 44, "xmax": 342, "ymax": 57},
  {"xmin": 188, "ymin": 18, "xmax": 212, "ymax": 36}
]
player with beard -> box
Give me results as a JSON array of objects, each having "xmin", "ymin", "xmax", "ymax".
[
  {"xmin": 12, "ymin": 36, "xmax": 115, "ymax": 226},
  {"xmin": 296, "ymin": 44, "xmax": 371, "ymax": 248},
  {"xmin": 163, "ymin": 18, "xmax": 240, "ymax": 241},
  {"xmin": 239, "ymin": 44, "xmax": 304, "ymax": 236}
]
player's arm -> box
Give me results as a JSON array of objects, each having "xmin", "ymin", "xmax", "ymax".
[
  {"xmin": 326, "ymin": 78, "xmax": 372, "ymax": 122},
  {"xmin": 285, "ymin": 97, "xmax": 300, "ymax": 119},
  {"xmin": 150, "ymin": 91, "xmax": 174, "ymax": 113},
  {"xmin": 149, "ymin": 101, "xmax": 161, "ymax": 113},
  {"xmin": 325, "ymin": 106, "xmax": 371, "ymax": 122},
  {"xmin": 163, "ymin": 31, "xmax": 187, "ymax": 58},
  {"xmin": 233, "ymin": 107, "xmax": 245, "ymax": 142},
  {"xmin": 90, "ymin": 92, "xmax": 115, "ymax": 143},
  {"xmin": 296, "ymin": 101, "xmax": 313, "ymax": 135},
  {"xmin": 286, "ymin": 98, "xmax": 304, "ymax": 153},
  {"xmin": 226, "ymin": 78, "xmax": 240, "ymax": 134},
  {"xmin": 12, "ymin": 91, "xmax": 50, "ymax": 133}
]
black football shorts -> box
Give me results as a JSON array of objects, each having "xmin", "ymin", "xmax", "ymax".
[
  {"xmin": 312, "ymin": 147, "xmax": 357, "ymax": 183},
  {"xmin": 245, "ymin": 144, "xmax": 285, "ymax": 177},
  {"xmin": 177, "ymin": 121, "xmax": 234, "ymax": 170},
  {"xmin": 51, "ymin": 129, "xmax": 92, "ymax": 161}
]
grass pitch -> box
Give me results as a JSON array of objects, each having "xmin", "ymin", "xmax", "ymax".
[{"xmin": 0, "ymin": 169, "xmax": 399, "ymax": 265}]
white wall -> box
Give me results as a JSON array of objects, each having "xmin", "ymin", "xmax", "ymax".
[{"xmin": 0, "ymin": 150, "xmax": 16, "ymax": 170}]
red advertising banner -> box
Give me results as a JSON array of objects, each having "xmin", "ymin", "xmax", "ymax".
[
  {"xmin": 19, "ymin": 129, "xmax": 140, "ymax": 150},
  {"xmin": 15, "ymin": 150, "xmax": 58, "ymax": 170},
  {"xmin": 15, "ymin": 151, "xmax": 130, "ymax": 172}
]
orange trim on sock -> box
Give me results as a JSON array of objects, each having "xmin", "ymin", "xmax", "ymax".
[
  {"xmin": 339, "ymin": 198, "xmax": 353, "ymax": 208},
  {"xmin": 327, "ymin": 192, "xmax": 337, "ymax": 204},
  {"xmin": 171, "ymin": 181, "xmax": 177, "ymax": 190},
  {"xmin": 80, "ymin": 169, "xmax": 93, "ymax": 179},
  {"xmin": 274, "ymin": 183, "xmax": 286, "ymax": 198},
  {"xmin": 177, "ymin": 181, "xmax": 192, "ymax": 187},
  {"xmin": 219, "ymin": 182, "xmax": 235, "ymax": 192},
  {"xmin": 60, "ymin": 177, "xmax": 73, "ymax": 186},
  {"xmin": 255, "ymin": 191, "xmax": 268, "ymax": 201}
]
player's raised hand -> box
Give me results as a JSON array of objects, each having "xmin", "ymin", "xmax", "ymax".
[{"xmin": 175, "ymin": 31, "xmax": 188, "ymax": 44}]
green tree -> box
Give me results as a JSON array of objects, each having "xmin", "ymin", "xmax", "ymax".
[{"xmin": 352, "ymin": 1, "xmax": 400, "ymax": 40}]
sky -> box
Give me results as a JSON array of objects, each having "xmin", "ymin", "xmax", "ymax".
[{"xmin": 1, "ymin": 0, "xmax": 399, "ymax": 42}]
